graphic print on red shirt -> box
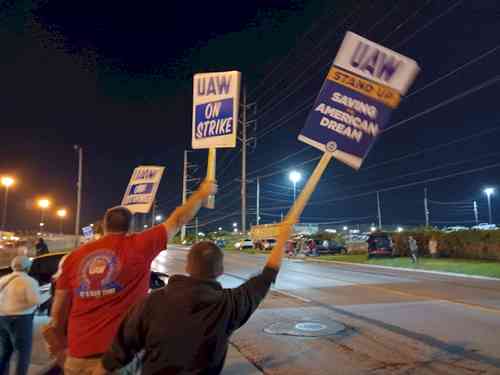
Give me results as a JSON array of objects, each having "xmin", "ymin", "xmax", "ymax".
[{"xmin": 57, "ymin": 225, "xmax": 167, "ymax": 357}]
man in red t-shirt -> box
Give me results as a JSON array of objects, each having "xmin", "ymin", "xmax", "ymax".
[{"xmin": 48, "ymin": 180, "xmax": 216, "ymax": 374}]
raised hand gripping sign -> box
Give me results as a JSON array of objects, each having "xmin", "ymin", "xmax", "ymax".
[
  {"xmin": 121, "ymin": 166, "xmax": 165, "ymax": 214},
  {"xmin": 299, "ymin": 31, "xmax": 419, "ymax": 170},
  {"xmin": 192, "ymin": 71, "xmax": 241, "ymax": 208}
]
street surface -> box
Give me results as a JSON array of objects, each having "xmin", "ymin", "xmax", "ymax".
[{"xmin": 151, "ymin": 245, "xmax": 500, "ymax": 374}]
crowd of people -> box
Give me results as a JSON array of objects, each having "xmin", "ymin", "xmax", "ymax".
[{"xmin": 0, "ymin": 179, "xmax": 290, "ymax": 375}]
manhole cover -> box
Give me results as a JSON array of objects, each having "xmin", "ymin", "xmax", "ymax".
[
  {"xmin": 264, "ymin": 320, "xmax": 345, "ymax": 337},
  {"xmin": 295, "ymin": 322, "xmax": 327, "ymax": 332}
]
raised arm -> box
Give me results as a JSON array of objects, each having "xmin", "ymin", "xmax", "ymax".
[
  {"xmin": 226, "ymin": 222, "xmax": 293, "ymax": 332},
  {"xmin": 162, "ymin": 180, "xmax": 217, "ymax": 240}
]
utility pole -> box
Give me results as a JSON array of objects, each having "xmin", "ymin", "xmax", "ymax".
[
  {"xmin": 473, "ymin": 200, "xmax": 479, "ymax": 225},
  {"xmin": 195, "ymin": 217, "xmax": 199, "ymax": 242},
  {"xmin": 424, "ymin": 187, "xmax": 430, "ymax": 227},
  {"xmin": 241, "ymin": 86, "xmax": 247, "ymax": 235},
  {"xmin": 180, "ymin": 150, "xmax": 199, "ymax": 242},
  {"xmin": 181, "ymin": 150, "xmax": 188, "ymax": 242},
  {"xmin": 151, "ymin": 200, "xmax": 157, "ymax": 227},
  {"xmin": 376, "ymin": 191, "xmax": 382, "ymax": 230},
  {"xmin": 74, "ymin": 145, "xmax": 83, "ymax": 246},
  {"xmin": 256, "ymin": 177, "xmax": 260, "ymax": 225}
]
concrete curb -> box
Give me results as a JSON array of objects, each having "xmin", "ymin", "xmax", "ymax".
[
  {"xmin": 223, "ymin": 343, "xmax": 263, "ymax": 375},
  {"xmin": 303, "ymin": 258, "xmax": 500, "ymax": 281}
]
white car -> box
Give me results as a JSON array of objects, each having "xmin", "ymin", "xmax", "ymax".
[
  {"xmin": 471, "ymin": 223, "xmax": 497, "ymax": 230},
  {"xmin": 443, "ymin": 226, "xmax": 469, "ymax": 232},
  {"xmin": 235, "ymin": 239, "xmax": 253, "ymax": 249}
]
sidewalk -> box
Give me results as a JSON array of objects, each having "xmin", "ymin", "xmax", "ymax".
[{"xmin": 25, "ymin": 317, "xmax": 262, "ymax": 374}]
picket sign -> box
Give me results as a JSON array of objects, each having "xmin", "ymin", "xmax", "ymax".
[
  {"xmin": 276, "ymin": 31, "xmax": 420, "ymax": 245},
  {"xmin": 192, "ymin": 71, "xmax": 241, "ymax": 210}
]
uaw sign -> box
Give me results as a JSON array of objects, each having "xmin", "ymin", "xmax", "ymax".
[
  {"xmin": 192, "ymin": 71, "xmax": 242, "ymax": 149},
  {"xmin": 121, "ymin": 166, "xmax": 165, "ymax": 214},
  {"xmin": 299, "ymin": 31, "xmax": 419, "ymax": 170}
]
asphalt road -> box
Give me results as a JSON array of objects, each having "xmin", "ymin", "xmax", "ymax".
[{"xmin": 152, "ymin": 245, "xmax": 500, "ymax": 374}]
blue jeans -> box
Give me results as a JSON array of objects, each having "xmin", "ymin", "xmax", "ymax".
[{"xmin": 0, "ymin": 314, "xmax": 34, "ymax": 375}]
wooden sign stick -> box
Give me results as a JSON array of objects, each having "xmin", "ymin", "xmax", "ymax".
[
  {"xmin": 274, "ymin": 151, "xmax": 334, "ymax": 250},
  {"xmin": 204, "ymin": 148, "xmax": 217, "ymax": 209}
]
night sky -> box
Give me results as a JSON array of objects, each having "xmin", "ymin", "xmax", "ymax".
[{"xmin": 1, "ymin": 0, "xmax": 499, "ymax": 233}]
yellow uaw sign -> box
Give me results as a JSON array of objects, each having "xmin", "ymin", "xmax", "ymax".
[
  {"xmin": 250, "ymin": 224, "xmax": 285, "ymax": 241},
  {"xmin": 327, "ymin": 66, "xmax": 400, "ymax": 109}
]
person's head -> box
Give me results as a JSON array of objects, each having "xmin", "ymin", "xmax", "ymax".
[
  {"xmin": 38, "ymin": 238, "xmax": 44, "ymax": 243},
  {"xmin": 186, "ymin": 241, "xmax": 224, "ymax": 280},
  {"xmin": 103, "ymin": 206, "xmax": 132, "ymax": 234},
  {"xmin": 11, "ymin": 256, "xmax": 32, "ymax": 273}
]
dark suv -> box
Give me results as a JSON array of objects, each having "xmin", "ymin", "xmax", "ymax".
[
  {"xmin": 367, "ymin": 232, "xmax": 394, "ymax": 258},
  {"xmin": 313, "ymin": 240, "xmax": 347, "ymax": 255}
]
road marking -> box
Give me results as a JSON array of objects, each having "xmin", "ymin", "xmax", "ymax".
[{"xmin": 271, "ymin": 289, "xmax": 312, "ymax": 303}]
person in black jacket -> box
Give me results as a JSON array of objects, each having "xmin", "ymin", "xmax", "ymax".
[
  {"xmin": 94, "ymin": 225, "xmax": 290, "ymax": 375},
  {"xmin": 35, "ymin": 238, "xmax": 49, "ymax": 256}
]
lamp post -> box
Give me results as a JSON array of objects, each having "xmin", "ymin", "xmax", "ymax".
[
  {"xmin": 484, "ymin": 187, "xmax": 495, "ymax": 224},
  {"xmin": 57, "ymin": 209, "xmax": 67, "ymax": 234},
  {"xmin": 1, "ymin": 176, "xmax": 15, "ymax": 231},
  {"xmin": 37, "ymin": 198, "xmax": 51, "ymax": 233},
  {"xmin": 288, "ymin": 171, "xmax": 302, "ymax": 201}
]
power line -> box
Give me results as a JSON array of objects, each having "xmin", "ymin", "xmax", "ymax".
[
  {"xmin": 255, "ymin": 0, "xmax": 459, "ymax": 129},
  {"xmin": 384, "ymin": 75, "xmax": 500, "ymax": 133},
  {"xmin": 325, "ymin": 151, "xmax": 500, "ymax": 196},
  {"xmin": 393, "ymin": 0, "xmax": 463, "ymax": 49},
  {"xmin": 247, "ymin": 146, "xmax": 312, "ymax": 177},
  {"xmin": 379, "ymin": 0, "xmax": 432, "ymax": 44},
  {"xmin": 406, "ymin": 43, "xmax": 500, "ymax": 99},
  {"xmin": 322, "ymin": 124, "xmax": 500, "ymax": 183},
  {"xmin": 251, "ymin": 2, "xmax": 364, "ymax": 102},
  {"xmin": 248, "ymin": 1, "xmax": 359, "ymax": 99},
  {"xmin": 261, "ymin": 160, "xmax": 500, "ymax": 210}
]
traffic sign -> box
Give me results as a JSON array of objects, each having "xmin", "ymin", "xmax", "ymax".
[{"xmin": 121, "ymin": 166, "xmax": 165, "ymax": 214}]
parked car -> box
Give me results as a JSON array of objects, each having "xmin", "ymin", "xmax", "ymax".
[
  {"xmin": 367, "ymin": 232, "xmax": 394, "ymax": 258},
  {"xmin": 235, "ymin": 239, "xmax": 253, "ymax": 250},
  {"xmin": 313, "ymin": 240, "xmax": 347, "ymax": 255},
  {"xmin": 263, "ymin": 238, "xmax": 277, "ymax": 250},
  {"xmin": 214, "ymin": 239, "xmax": 226, "ymax": 248},
  {"xmin": 0, "ymin": 252, "xmax": 169, "ymax": 314},
  {"xmin": 471, "ymin": 223, "xmax": 498, "ymax": 230},
  {"xmin": 443, "ymin": 226, "xmax": 469, "ymax": 232}
]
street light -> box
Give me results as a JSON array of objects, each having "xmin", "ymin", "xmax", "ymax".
[
  {"xmin": 155, "ymin": 215, "xmax": 163, "ymax": 222},
  {"xmin": 289, "ymin": 171, "xmax": 302, "ymax": 201},
  {"xmin": 343, "ymin": 226, "xmax": 348, "ymax": 231},
  {"xmin": 484, "ymin": 187, "xmax": 495, "ymax": 224},
  {"xmin": 232, "ymin": 222, "xmax": 237, "ymax": 228},
  {"xmin": 218, "ymin": 227, "xmax": 223, "ymax": 231},
  {"xmin": 1, "ymin": 176, "xmax": 15, "ymax": 231},
  {"xmin": 370, "ymin": 226, "xmax": 377, "ymax": 232},
  {"xmin": 397, "ymin": 226, "xmax": 404, "ymax": 233},
  {"xmin": 57, "ymin": 209, "xmax": 67, "ymax": 234},
  {"xmin": 37, "ymin": 198, "xmax": 51, "ymax": 232}
]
